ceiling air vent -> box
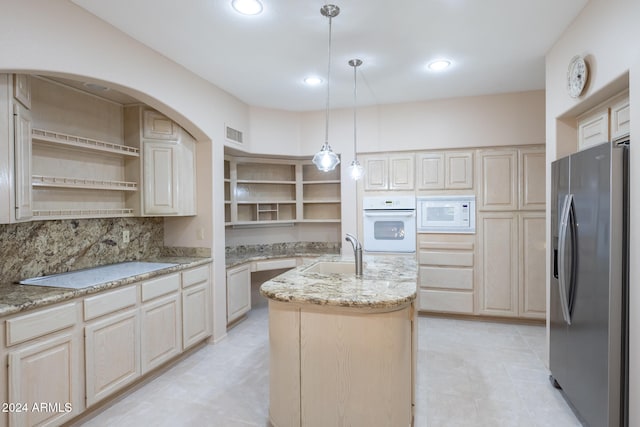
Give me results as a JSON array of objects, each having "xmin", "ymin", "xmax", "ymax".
[{"xmin": 225, "ymin": 126, "xmax": 244, "ymax": 144}]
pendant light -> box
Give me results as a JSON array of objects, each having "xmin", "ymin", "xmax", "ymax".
[
  {"xmin": 312, "ymin": 4, "xmax": 341, "ymax": 172},
  {"xmin": 348, "ymin": 58, "xmax": 365, "ymax": 180}
]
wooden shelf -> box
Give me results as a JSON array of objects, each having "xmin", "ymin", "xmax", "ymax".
[
  {"xmin": 302, "ymin": 199, "xmax": 341, "ymax": 203},
  {"xmin": 32, "ymin": 175, "xmax": 137, "ymax": 191},
  {"xmin": 32, "ymin": 128, "xmax": 139, "ymax": 157},
  {"xmin": 302, "ymin": 180, "xmax": 341, "ymax": 184},
  {"xmin": 236, "ymin": 180, "xmax": 296, "ymax": 185}
]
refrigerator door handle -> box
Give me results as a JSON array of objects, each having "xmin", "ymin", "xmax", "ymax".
[{"xmin": 558, "ymin": 193, "xmax": 573, "ymax": 325}]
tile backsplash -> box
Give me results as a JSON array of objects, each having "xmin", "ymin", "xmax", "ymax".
[{"xmin": 0, "ymin": 217, "xmax": 164, "ymax": 284}]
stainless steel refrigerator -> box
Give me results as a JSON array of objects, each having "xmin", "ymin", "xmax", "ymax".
[{"xmin": 550, "ymin": 140, "xmax": 629, "ymax": 426}]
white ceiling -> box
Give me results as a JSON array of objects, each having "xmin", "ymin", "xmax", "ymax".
[{"xmin": 71, "ymin": 0, "xmax": 588, "ymax": 112}]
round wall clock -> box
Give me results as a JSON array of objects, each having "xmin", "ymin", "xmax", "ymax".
[{"xmin": 567, "ymin": 55, "xmax": 588, "ymax": 98}]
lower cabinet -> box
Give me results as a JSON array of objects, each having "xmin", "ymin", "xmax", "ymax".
[
  {"xmin": 140, "ymin": 293, "xmax": 182, "ymax": 374},
  {"xmin": 417, "ymin": 233, "xmax": 475, "ymax": 314},
  {"xmin": 226, "ymin": 263, "xmax": 251, "ymax": 324},
  {"xmin": 4, "ymin": 301, "xmax": 83, "ymax": 427},
  {"xmin": 476, "ymin": 212, "xmax": 545, "ymax": 319},
  {"xmin": 85, "ymin": 309, "xmax": 140, "ymax": 407},
  {"xmin": 182, "ymin": 264, "xmax": 212, "ymax": 349}
]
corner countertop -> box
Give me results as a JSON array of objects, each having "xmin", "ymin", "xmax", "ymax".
[
  {"xmin": 0, "ymin": 257, "xmax": 212, "ymax": 317},
  {"xmin": 259, "ymin": 254, "xmax": 417, "ymax": 310}
]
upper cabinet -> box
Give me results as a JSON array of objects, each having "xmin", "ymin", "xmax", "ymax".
[
  {"xmin": 125, "ymin": 105, "xmax": 196, "ymax": 216},
  {"xmin": 0, "ymin": 74, "xmax": 198, "ymax": 223},
  {"xmin": 518, "ymin": 147, "xmax": 546, "ymax": 210},
  {"xmin": 416, "ymin": 150, "xmax": 473, "ymax": 191},
  {"xmin": 362, "ymin": 153, "xmax": 414, "ymax": 191},
  {"xmin": 0, "ymin": 74, "xmax": 33, "ymax": 224},
  {"xmin": 577, "ymin": 90, "xmax": 629, "ymax": 151}
]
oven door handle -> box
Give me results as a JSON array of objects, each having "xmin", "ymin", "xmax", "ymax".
[{"xmin": 364, "ymin": 211, "xmax": 415, "ymax": 217}]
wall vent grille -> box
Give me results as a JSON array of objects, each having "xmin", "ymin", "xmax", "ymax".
[{"xmin": 226, "ymin": 126, "xmax": 243, "ymax": 144}]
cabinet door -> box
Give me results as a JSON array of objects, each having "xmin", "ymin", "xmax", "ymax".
[
  {"xmin": 8, "ymin": 333, "xmax": 80, "ymax": 427},
  {"xmin": 143, "ymin": 109, "xmax": 179, "ymax": 140},
  {"xmin": 182, "ymin": 282, "xmax": 211, "ymax": 349},
  {"xmin": 445, "ymin": 151, "xmax": 473, "ymax": 189},
  {"xmin": 85, "ymin": 310, "xmax": 140, "ymax": 407},
  {"xmin": 389, "ymin": 154, "xmax": 414, "ymax": 190},
  {"xmin": 577, "ymin": 108, "xmax": 609, "ymax": 151},
  {"xmin": 13, "ymin": 103, "xmax": 32, "ymax": 221},
  {"xmin": 518, "ymin": 213, "xmax": 546, "ymax": 319},
  {"xmin": 143, "ymin": 141, "xmax": 179, "ymax": 215},
  {"xmin": 363, "ymin": 156, "xmax": 388, "ymax": 190},
  {"xmin": 519, "ymin": 148, "xmax": 546, "ymax": 210},
  {"xmin": 478, "ymin": 150, "xmax": 518, "ymax": 211},
  {"xmin": 610, "ymin": 95, "xmax": 630, "ymax": 142},
  {"xmin": 226, "ymin": 264, "xmax": 251, "ymax": 324},
  {"xmin": 13, "ymin": 74, "xmax": 31, "ymax": 109},
  {"xmin": 416, "ymin": 153, "xmax": 444, "ymax": 190},
  {"xmin": 140, "ymin": 293, "xmax": 182, "ymax": 374},
  {"xmin": 477, "ymin": 212, "xmax": 518, "ymax": 316}
]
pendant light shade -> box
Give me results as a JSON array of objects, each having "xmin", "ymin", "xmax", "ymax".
[
  {"xmin": 312, "ymin": 4, "xmax": 341, "ymax": 172},
  {"xmin": 348, "ymin": 58, "xmax": 365, "ymax": 180}
]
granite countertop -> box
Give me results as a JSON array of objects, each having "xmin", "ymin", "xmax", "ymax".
[
  {"xmin": 0, "ymin": 257, "xmax": 212, "ymax": 317},
  {"xmin": 225, "ymin": 242, "xmax": 340, "ymax": 268},
  {"xmin": 260, "ymin": 254, "xmax": 417, "ymax": 310}
]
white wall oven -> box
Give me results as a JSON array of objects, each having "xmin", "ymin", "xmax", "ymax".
[
  {"xmin": 416, "ymin": 195, "xmax": 476, "ymax": 233},
  {"xmin": 362, "ymin": 196, "xmax": 416, "ymax": 253}
]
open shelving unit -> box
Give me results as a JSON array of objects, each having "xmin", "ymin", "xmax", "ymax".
[{"xmin": 225, "ymin": 156, "xmax": 341, "ymax": 226}]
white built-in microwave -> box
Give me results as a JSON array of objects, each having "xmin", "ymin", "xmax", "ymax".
[{"xmin": 416, "ymin": 195, "xmax": 476, "ymax": 233}]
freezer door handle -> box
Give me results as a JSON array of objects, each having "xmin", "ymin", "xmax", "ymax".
[{"xmin": 558, "ymin": 194, "xmax": 573, "ymax": 325}]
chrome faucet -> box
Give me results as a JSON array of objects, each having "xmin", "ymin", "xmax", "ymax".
[{"xmin": 345, "ymin": 233, "xmax": 363, "ymax": 278}]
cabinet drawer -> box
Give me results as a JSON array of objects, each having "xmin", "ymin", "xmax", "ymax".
[
  {"xmin": 419, "ymin": 266, "xmax": 473, "ymax": 290},
  {"xmin": 6, "ymin": 302, "xmax": 77, "ymax": 346},
  {"xmin": 84, "ymin": 286, "xmax": 137, "ymax": 321},
  {"xmin": 419, "ymin": 251, "xmax": 473, "ymax": 267},
  {"xmin": 253, "ymin": 258, "xmax": 297, "ymax": 272},
  {"xmin": 141, "ymin": 273, "xmax": 180, "ymax": 302},
  {"xmin": 182, "ymin": 265, "xmax": 209, "ymax": 288},
  {"xmin": 419, "ymin": 289, "xmax": 473, "ymax": 314}
]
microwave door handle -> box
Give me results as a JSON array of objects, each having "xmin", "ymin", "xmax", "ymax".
[{"xmin": 364, "ymin": 211, "xmax": 415, "ymax": 217}]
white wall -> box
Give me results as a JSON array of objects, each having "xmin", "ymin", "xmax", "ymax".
[{"xmin": 545, "ymin": 0, "xmax": 640, "ymax": 424}]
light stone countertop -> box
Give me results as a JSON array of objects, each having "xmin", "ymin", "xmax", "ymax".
[
  {"xmin": 260, "ymin": 254, "xmax": 417, "ymax": 310},
  {"xmin": 0, "ymin": 257, "xmax": 212, "ymax": 317}
]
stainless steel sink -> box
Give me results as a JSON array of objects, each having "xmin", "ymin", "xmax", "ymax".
[{"xmin": 304, "ymin": 261, "xmax": 355, "ymax": 274}]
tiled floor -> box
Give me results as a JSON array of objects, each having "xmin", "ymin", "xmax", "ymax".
[{"xmin": 77, "ymin": 286, "xmax": 581, "ymax": 427}]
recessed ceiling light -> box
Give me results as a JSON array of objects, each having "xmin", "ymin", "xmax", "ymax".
[
  {"xmin": 427, "ymin": 59, "xmax": 452, "ymax": 71},
  {"xmin": 304, "ymin": 76, "xmax": 323, "ymax": 86},
  {"xmin": 231, "ymin": 0, "xmax": 263, "ymax": 15}
]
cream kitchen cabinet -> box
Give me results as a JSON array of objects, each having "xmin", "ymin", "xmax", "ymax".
[
  {"xmin": 476, "ymin": 212, "xmax": 546, "ymax": 319},
  {"xmin": 5, "ymin": 302, "xmax": 83, "ymax": 427},
  {"xmin": 363, "ymin": 153, "xmax": 414, "ymax": 191},
  {"xmin": 0, "ymin": 74, "xmax": 33, "ymax": 224},
  {"xmin": 609, "ymin": 92, "xmax": 630, "ymax": 142},
  {"xmin": 518, "ymin": 212, "xmax": 546, "ymax": 319},
  {"xmin": 84, "ymin": 285, "xmax": 139, "ymax": 407},
  {"xmin": 477, "ymin": 149, "xmax": 518, "ymax": 211},
  {"xmin": 140, "ymin": 274, "xmax": 182, "ymax": 374},
  {"xmin": 125, "ymin": 105, "xmax": 196, "ymax": 216},
  {"xmin": 476, "ymin": 212, "xmax": 519, "ymax": 316},
  {"xmin": 416, "ymin": 151, "xmax": 473, "ymax": 191},
  {"xmin": 182, "ymin": 265, "xmax": 212, "ymax": 349},
  {"xmin": 518, "ymin": 147, "xmax": 546, "ymax": 210},
  {"xmin": 577, "ymin": 107, "xmax": 609, "ymax": 151},
  {"xmin": 417, "ymin": 233, "xmax": 474, "ymax": 314},
  {"xmin": 226, "ymin": 263, "xmax": 251, "ymax": 325}
]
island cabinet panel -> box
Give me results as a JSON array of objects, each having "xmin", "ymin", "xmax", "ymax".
[
  {"xmin": 268, "ymin": 301, "xmax": 301, "ymax": 427},
  {"xmin": 299, "ymin": 307, "xmax": 412, "ymax": 427},
  {"xmin": 85, "ymin": 309, "xmax": 140, "ymax": 407}
]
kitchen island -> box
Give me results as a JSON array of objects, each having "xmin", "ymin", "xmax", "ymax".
[{"xmin": 260, "ymin": 254, "xmax": 417, "ymax": 427}]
